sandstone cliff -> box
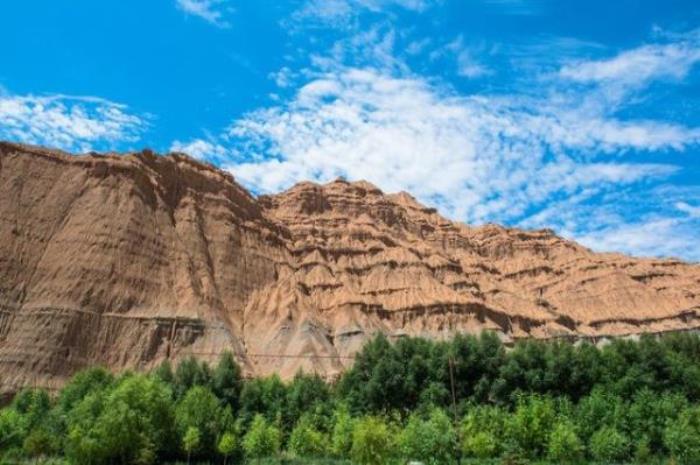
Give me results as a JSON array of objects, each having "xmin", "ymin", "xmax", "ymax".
[{"xmin": 1, "ymin": 142, "xmax": 699, "ymax": 392}]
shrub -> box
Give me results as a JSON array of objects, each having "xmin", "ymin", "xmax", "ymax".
[
  {"xmin": 589, "ymin": 426, "xmax": 630, "ymax": 462},
  {"xmin": 243, "ymin": 414, "xmax": 281, "ymax": 459},
  {"xmin": 350, "ymin": 416, "xmax": 395, "ymax": 465},
  {"xmin": 288, "ymin": 415, "xmax": 329, "ymax": 458},
  {"xmin": 398, "ymin": 408, "xmax": 456, "ymax": 465},
  {"xmin": 504, "ymin": 395, "xmax": 556, "ymax": 458},
  {"xmin": 460, "ymin": 405, "xmax": 503, "ymax": 459},
  {"xmin": 547, "ymin": 420, "xmax": 583, "ymax": 463},
  {"xmin": 664, "ymin": 407, "xmax": 700, "ymax": 465}
]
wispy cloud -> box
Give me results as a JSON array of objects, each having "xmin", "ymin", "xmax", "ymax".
[
  {"xmin": 172, "ymin": 27, "xmax": 700, "ymax": 260},
  {"xmin": 440, "ymin": 36, "xmax": 493, "ymax": 78},
  {"xmin": 559, "ymin": 28, "xmax": 700, "ymax": 87},
  {"xmin": 291, "ymin": 0, "xmax": 433, "ymax": 29},
  {"xmin": 0, "ymin": 93, "xmax": 147, "ymax": 152},
  {"xmin": 170, "ymin": 138, "xmax": 231, "ymax": 164},
  {"xmin": 226, "ymin": 67, "xmax": 688, "ymax": 224},
  {"xmin": 175, "ymin": 0, "xmax": 232, "ymax": 28}
]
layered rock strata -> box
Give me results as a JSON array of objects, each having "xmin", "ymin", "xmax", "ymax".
[{"xmin": 1, "ymin": 142, "xmax": 698, "ymax": 391}]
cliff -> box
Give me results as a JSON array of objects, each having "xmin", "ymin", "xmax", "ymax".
[{"xmin": 1, "ymin": 142, "xmax": 699, "ymax": 392}]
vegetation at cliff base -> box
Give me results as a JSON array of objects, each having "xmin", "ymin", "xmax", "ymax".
[{"xmin": 2, "ymin": 332, "xmax": 700, "ymax": 464}]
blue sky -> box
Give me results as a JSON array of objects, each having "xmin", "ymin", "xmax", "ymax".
[{"xmin": 1, "ymin": 0, "xmax": 699, "ymax": 261}]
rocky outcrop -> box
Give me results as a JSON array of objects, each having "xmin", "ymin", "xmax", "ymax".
[{"xmin": 1, "ymin": 142, "xmax": 699, "ymax": 391}]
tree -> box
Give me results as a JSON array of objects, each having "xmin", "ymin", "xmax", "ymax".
[
  {"xmin": 331, "ymin": 403, "xmax": 355, "ymax": 458},
  {"xmin": 212, "ymin": 352, "xmax": 243, "ymax": 412},
  {"xmin": 174, "ymin": 356, "xmax": 211, "ymax": 399},
  {"xmin": 503, "ymin": 395, "xmax": 556, "ymax": 458},
  {"xmin": 242, "ymin": 414, "xmax": 281, "ymax": 459},
  {"xmin": 460, "ymin": 405, "xmax": 504, "ymax": 459},
  {"xmin": 217, "ymin": 432, "xmax": 237, "ymax": 465},
  {"xmin": 547, "ymin": 420, "xmax": 583, "ymax": 463},
  {"xmin": 82, "ymin": 374, "xmax": 175, "ymax": 465},
  {"xmin": 589, "ymin": 426, "xmax": 630, "ymax": 463},
  {"xmin": 239, "ymin": 375, "xmax": 287, "ymax": 425},
  {"xmin": 350, "ymin": 416, "xmax": 395, "ymax": 465},
  {"xmin": 288, "ymin": 415, "xmax": 329, "ymax": 458},
  {"xmin": 399, "ymin": 408, "xmax": 456, "ymax": 465},
  {"xmin": 183, "ymin": 426, "xmax": 201, "ymax": 465},
  {"xmin": 175, "ymin": 385, "xmax": 222, "ymax": 457},
  {"xmin": 59, "ymin": 367, "xmax": 114, "ymax": 413},
  {"xmin": 664, "ymin": 407, "xmax": 700, "ymax": 465},
  {"xmin": 0, "ymin": 408, "xmax": 27, "ymax": 450}
]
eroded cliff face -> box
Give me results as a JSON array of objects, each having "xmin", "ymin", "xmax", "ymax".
[{"xmin": 1, "ymin": 142, "xmax": 699, "ymax": 391}]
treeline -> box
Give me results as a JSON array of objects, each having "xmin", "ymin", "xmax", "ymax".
[{"xmin": 1, "ymin": 332, "xmax": 700, "ymax": 464}]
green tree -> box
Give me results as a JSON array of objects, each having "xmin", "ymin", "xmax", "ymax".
[
  {"xmin": 242, "ymin": 414, "xmax": 281, "ymax": 459},
  {"xmin": 460, "ymin": 405, "xmax": 504, "ymax": 459},
  {"xmin": 59, "ymin": 367, "xmax": 114, "ymax": 413},
  {"xmin": 23, "ymin": 427, "xmax": 60, "ymax": 459},
  {"xmin": 175, "ymin": 385, "xmax": 222, "ymax": 457},
  {"xmin": 0, "ymin": 408, "xmax": 27, "ymax": 450},
  {"xmin": 398, "ymin": 408, "xmax": 456, "ymax": 465},
  {"xmin": 174, "ymin": 356, "xmax": 211, "ymax": 399},
  {"xmin": 183, "ymin": 426, "xmax": 201, "ymax": 465},
  {"xmin": 589, "ymin": 426, "xmax": 630, "ymax": 463},
  {"xmin": 77, "ymin": 374, "xmax": 175, "ymax": 465},
  {"xmin": 288, "ymin": 415, "xmax": 329, "ymax": 458},
  {"xmin": 331, "ymin": 403, "xmax": 355, "ymax": 458},
  {"xmin": 350, "ymin": 416, "xmax": 395, "ymax": 465},
  {"xmin": 503, "ymin": 395, "xmax": 556, "ymax": 458},
  {"xmin": 547, "ymin": 420, "xmax": 583, "ymax": 463},
  {"xmin": 664, "ymin": 407, "xmax": 700, "ymax": 465},
  {"xmin": 217, "ymin": 431, "xmax": 237, "ymax": 465},
  {"xmin": 212, "ymin": 352, "xmax": 243, "ymax": 412}
]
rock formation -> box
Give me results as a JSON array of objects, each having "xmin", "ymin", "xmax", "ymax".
[{"xmin": 1, "ymin": 141, "xmax": 699, "ymax": 393}]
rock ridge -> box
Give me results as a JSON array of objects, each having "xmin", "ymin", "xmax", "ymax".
[{"xmin": 1, "ymin": 141, "xmax": 699, "ymax": 391}]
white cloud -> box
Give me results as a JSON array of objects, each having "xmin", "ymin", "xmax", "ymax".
[
  {"xmin": 226, "ymin": 67, "xmax": 692, "ymax": 227},
  {"xmin": 676, "ymin": 201, "xmax": 700, "ymax": 218},
  {"xmin": 444, "ymin": 36, "xmax": 493, "ymax": 78},
  {"xmin": 175, "ymin": 0, "xmax": 232, "ymax": 28},
  {"xmin": 292, "ymin": 0, "xmax": 432, "ymax": 28},
  {"xmin": 560, "ymin": 30, "xmax": 700, "ymax": 87},
  {"xmin": 576, "ymin": 217, "xmax": 699, "ymax": 262},
  {"xmin": 179, "ymin": 27, "xmax": 700, "ymax": 261},
  {"xmin": 170, "ymin": 138, "xmax": 231, "ymax": 164},
  {"xmin": 0, "ymin": 94, "xmax": 146, "ymax": 152}
]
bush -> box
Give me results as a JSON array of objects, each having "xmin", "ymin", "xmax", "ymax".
[
  {"xmin": 398, "ymin": 408, "xmax": 455, "ymax": 465},
  {"xmin": 331, "ymin": 404, "xmax": 355, "ymax": 458},
  {"xmin": 547, "ymin": 420, "xmax": 583, "ymax": 463},
  {"xmin": 589, "ymin": 426, "xmax": 630, "ymax": 462},
  {"xmin": 288, "ymin": 415, "xmax": 329, "ymax": 458},
  {"xmin": 503, "ymin": 395, "xmax": 556, "ymax": 458},
  {"xmin": 350, "ymin": 416, "xmax": 395, "ymax": 465},
  {"xmin": 664, "ymin": 407, "xmax": 700, "ymax": 465},
  {"xmin": 175, "ymin": 385, "xmax": 222, "ymax": 456},
  {"xmin": 460, "ymin": 405, "xmax": 503, "ymax": 459},
  {"xmin": 243, "ymin": 414, "xmax": 281, "ymax": 459}
]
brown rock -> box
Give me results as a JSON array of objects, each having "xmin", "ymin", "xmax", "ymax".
[{"xmin": 1, "ymin": 141, "xmax": 699, "ymax": 392}]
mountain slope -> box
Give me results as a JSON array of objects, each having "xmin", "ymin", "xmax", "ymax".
[{"xmin": 1, "ymin": 142, "xmax": 699, "ymax": 392}]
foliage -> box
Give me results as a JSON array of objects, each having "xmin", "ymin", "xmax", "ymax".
[
  {"xmin": 460, "ymin": 404, "xmax": 504, "ymax": 459},
  {"xmin": 398, "ymin": 408, "xmax": 456, "ymax": 465},
  {"xmin": 664, "ymin": 407, "xmax": 700, "ymax": 465},
  {"xmin": 547, "ymin": 420, "xmax": 583, "ymax": 463},
  {"xmin": 175, "ymin": 385, "xmax": 222, "ymax": 456},
  {"xmin": 589, "ymin": 426, "xmax": 630, "ymax": 462},
  {"xmin": 2, "ymin": 332, "xmax": 700, "ymax": 463},
  {"xmin": 243, "ymin": 414, "xmax": 281, "ymax": 459},
  {"xmin": 350, "ymin": 416, "xmax": 395, "ymax": 465},
  {"xmin": 288, "ymin": 414, "xmax": 329, "ymax": 458}
]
